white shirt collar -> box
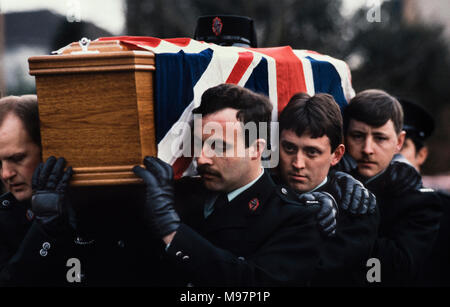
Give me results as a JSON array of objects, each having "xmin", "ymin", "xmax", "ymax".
[
  {"xmin": 227, "ymin": 167, "xmax": 265, "ymax": 202},
  {"xmin": 306, "ymin": 177, "xmax": 328, "ymax": 193}
]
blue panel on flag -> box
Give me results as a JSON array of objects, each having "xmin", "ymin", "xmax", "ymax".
[
  {"xmin": 244, "ymin": 57, "xmax": 269, "ymax": 97},
  {"xmin": 307, "ymin": 56, "xmax": 347, "ymax": 111},
  {"xmin": 154, "ymin": 48, "xmax": 213, "ymax": 143}
]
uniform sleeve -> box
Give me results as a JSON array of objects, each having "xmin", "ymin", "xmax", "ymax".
[
  {"xmin": 0, "ymin": 221, "xmax": 71, "ymax": 286},
  {"xmin": 164, "ymin": 207, "xmax": 323, "ymax": 287},
  {"xmin": 372, "ymin": 191, "xmax": 442, "ymax": 285},
  {"xmin": 312, "ymin": 207, "xmax": 380, "ymax": 285}
]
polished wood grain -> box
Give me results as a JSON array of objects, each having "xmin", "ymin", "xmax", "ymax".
[{"xmin": 29, "ymin": 42, "xmax": 157, "ymax": 186}]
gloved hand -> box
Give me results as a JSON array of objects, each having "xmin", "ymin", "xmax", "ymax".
[
  {"xmin": 330, "ymin": 171, "xmax": 376, "ymax": 215},
  {"xmin": 133, "ymin": 156, "xmax": 180, "ymax": 238},
  {"xmin": 299, "ymin": 192, "xmax": 337, "ymax": 237},
  {"xmin": 32, "ymin": 156, "xmax": 74, "ymax": 236},
  {"xmin": 368, "ymin": 160, "xmax": 422, "ymax": 197}
]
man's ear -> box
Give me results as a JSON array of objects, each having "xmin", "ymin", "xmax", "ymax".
[
  {"xmin": 416, "ymin": 146, "xmax": 429, "ymax": 167},
  {"xmin": 249, "ymin": 139, "xmax": 266, "ymax": 160},
  {"xmin": 396, "ymin": 130, "xmax": 406, "ymax": 152},
  {"xmin": 330, "ymin": 144, "xmax": 345, "ymax": 166}
]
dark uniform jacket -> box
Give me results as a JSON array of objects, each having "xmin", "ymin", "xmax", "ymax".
[
  {"xmin": 67, "ymin": 185, "xmax": 165, "ymax": 286},
  {"xmin": 359, "ymin": 168, "xmax": 442, "ymax": 286},
  {"xmin": 0, "ymin": 187, "xmax": 165, "ymax": 287},
  {"xmin": 271, "ymin": 172, "xmax": 380, "ymax": 286},
  {"xmin": 165, "ymin": 170, "xmax": 325, "ymax": 287},
  {"xmin": 313, "ymin": 175, "xmax": 379, "ymax": 286},
  {"xmin": 417, "ymin": 190, "xmax": 450, "ymax": 286},
  {"xmin": 0, "ymin": 192, "xmax": 71, "ymax": 286}
]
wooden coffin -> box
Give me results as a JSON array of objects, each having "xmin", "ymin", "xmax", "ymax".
[{"xmin": 28, "ymin": 39, "xmax": 156, "ymax": 186}]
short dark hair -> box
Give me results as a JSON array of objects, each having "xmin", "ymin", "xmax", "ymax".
[
  {"xmin": 279, "ymin": 93, "xmax": 343, "ymax": 152},
  {"xmin": 0, "ymin": 95, "xmax": 42, "ymax": 148},
  {"xmin": 344, "ymin": 89, "xmax": 403, "ymax": 134},
  {"xmin": 193, "ymin": 83, "xmax": 273, "ymax": 147},
  {"xmin": 406, "ymin": 134, "xmax": 425, "ymax": 153}
]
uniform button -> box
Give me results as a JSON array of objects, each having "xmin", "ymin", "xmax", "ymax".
[
  {"xmin": 182, "ymin": 255, "xmax": 190, "ymax": 261},
  {"xmin": 281, "ymin": 188, "xmax": 288, "ymax": 195},
  {"xmin": 39, "ymin": 249, "xmax": 48, "ymax": 257},
  {"xmin": 2, "ymin": 200, "xmax": 10, "ymax": 206},
  {"xmin": 117, "ymin": 240, "xmax": 125, "ymax": 248},
  {"xmin": 238, "ymin": 256, "xmax": 245, "ymax": 261},
  {"xmin": 42, "ymin": 242, "xmax": 51, "ymax": 250},
  {"xmin": 175, "ymin": 251, "xmax": 183, "ymax": 257}
]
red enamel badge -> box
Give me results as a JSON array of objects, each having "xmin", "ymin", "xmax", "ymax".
[
  {"xmin": 248, "ymin": 198, "xmax": 260, "ymax": 211},
  {"xmin": 212, "ymin": 17, "xmax": 223, "ymax": 36}
]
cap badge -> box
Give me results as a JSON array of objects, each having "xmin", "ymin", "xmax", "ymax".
[{"xmin": 212, "ymin": 17, "xmax": 223, "ymax": 36}]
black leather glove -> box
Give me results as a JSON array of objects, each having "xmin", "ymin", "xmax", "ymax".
[
  {"xmin": 330, "ymin": 171, "xmax": 376, "ymax": 215},
  {"xmin": 368, "ymin": 160, "xmax": 422, "ymax": 197},
  {"xmin": 31, "ymin": 156, "xmax": 74, "ymax": 236},
  {"xmin": 133, "ymin": 156, "xmax": 180, "ymax": 238},
  {"xmin": 299, "ymin": 191, "xmax": 337, "ymax": 237}
]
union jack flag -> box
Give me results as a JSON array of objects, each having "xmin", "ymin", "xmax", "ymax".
[{"xmin": 98, "ymin": 36, "xmax": 355, "ymax": 178}]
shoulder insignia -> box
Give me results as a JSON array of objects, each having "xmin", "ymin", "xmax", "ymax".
[{"xmin": 248, "ymin": 198, "xmax": 260, "ymax": 211}]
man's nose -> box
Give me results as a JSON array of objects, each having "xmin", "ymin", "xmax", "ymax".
[
  {"xmin": 1, "ymin": 162, "xmax": 16, "ymax": 181},
  {"xmin": 197, "ymin": 146, "xmax": 213, "ymax": 166},
  {"xmin": 292, "ymin": 152, "xmax": 306, "ymax": 170},
  {"xmin": 362, "ymin": 137, "xmax": 374, "ymax": 155}
]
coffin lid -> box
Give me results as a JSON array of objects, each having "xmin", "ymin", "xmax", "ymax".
[{"xmin": 28, "ymin": 39, "xmax": 155, "ymax": 75}]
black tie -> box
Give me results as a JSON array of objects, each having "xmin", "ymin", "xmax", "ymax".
[{"xmin": 214, "ymin": 193, "xmax": 229, "ymax": 211}]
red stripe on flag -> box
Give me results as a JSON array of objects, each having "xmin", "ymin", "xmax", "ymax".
[
  {"xmin": 226, "ymin": 52, "xmax": 254, "ymax": 84},
  {"xmin": 100, "ymin": 36, "xmax": 193, "ymax": 48},
  {"xmin": 251, "ymin": 46, "xmax": 307, "ymax": 114},
  {"xmin": 164, "ymin": 38, "xmax": 193, "ymax": 47},
  {"xmin": 172, "ymin": 156, "xmax": 193, "ymax": 180},
  {"xmin": 99, "ymin": 36, "xmax": 163, "ymax": 48},
  {"xmin": 305, "ymin": 50, "xmax": 321, "ymax": 55}
]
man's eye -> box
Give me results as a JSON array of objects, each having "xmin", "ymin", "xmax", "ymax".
[
  {"xmin": 282, "ymin": 143, "xmax": 297, "ymax": 154},
  {"xmin": 306, "ymin": 149, "xmax": 319, "ymax": 157},
  {"xmin": 375, "ymin": 136, "xmax": 388, "ymax": 142},
  {"xmin": 215, "ymin": 142, "xmax": 228, "ymax": 153},
  {"xmin": 11, "ymin": 155, "xmax": 25, "ymax": 163}
]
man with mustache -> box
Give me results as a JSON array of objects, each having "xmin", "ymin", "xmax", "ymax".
[
  {"xmin": 275, "ymin": 92, "xmax": 379, "ymax": 286},
  {"xmin": 342, "ymin": 89, "xmax": 442, "ymax": 285},
  {"xmin": 0, "ymin": 95, "xmax": 74, "ymax": 285},
  {"xmin": 133, "ymin": 83, "xmax": 330, "ymax": 286}
]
